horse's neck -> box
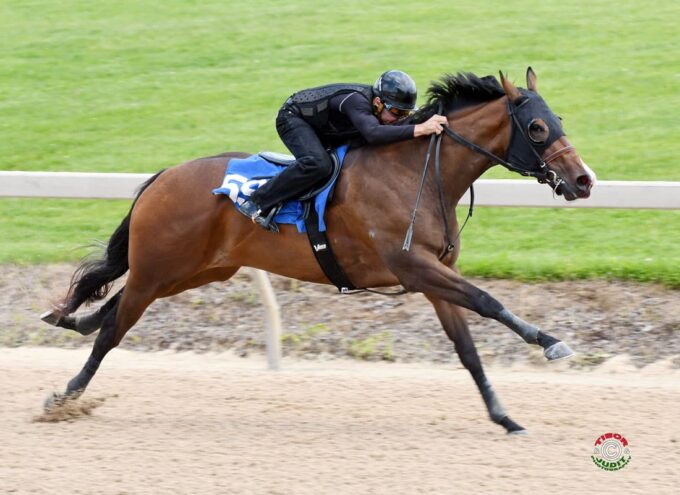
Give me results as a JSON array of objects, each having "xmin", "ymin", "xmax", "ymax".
[{"xmin": 441, "ymin": 97, "xmax": 511, "ymax": 203}]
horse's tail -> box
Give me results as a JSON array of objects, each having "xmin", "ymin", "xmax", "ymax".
[{"xmin": 62, "ymin": 170, "xmax": 166, "ymax": 314}]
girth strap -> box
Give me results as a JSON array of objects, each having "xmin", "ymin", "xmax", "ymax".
[{"xmin": 303, "ymin": 201, "xmax": 357, "ymax": 293}]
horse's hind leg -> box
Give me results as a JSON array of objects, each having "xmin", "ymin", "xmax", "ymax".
[
  {"xmin": 47, "ymin": 278, "xmax": 157, "ymax": 406},
  {"xmin": 427, "ymin": 295, "xmax": 526, "ymax": 434},
  {"xmin": 47, "ymin": 266, "xmax": 241, "ymax": 408},
  {"xmin": 42, "ymin": 267, "xmax": 239, "ymax": 335},
  {"xmin": 41, "ymin": 288, "xmax": 123, "ymax": 335}
]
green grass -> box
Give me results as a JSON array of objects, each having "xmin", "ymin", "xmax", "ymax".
[
  {"xmin": 0, "ymin": 198, "xmax": 130, "ymax": 263},
  {"xmin": 1, "ymin": 0, "xmax": 679, "ymax": 285},
  {"xmin": 457, "ymin": 208, "xmax": 680, "ymax": 287}
]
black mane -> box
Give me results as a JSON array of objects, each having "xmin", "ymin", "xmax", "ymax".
[{"xmin": 410, "ymin": 73, "xmax": 505, "ymax": 124}]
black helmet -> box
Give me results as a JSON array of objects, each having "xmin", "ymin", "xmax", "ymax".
[{"xmin": 373, "ymin": 70, "xmax": 417, "ymax": 111}]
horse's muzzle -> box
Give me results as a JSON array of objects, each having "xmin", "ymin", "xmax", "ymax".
[
  {"xmin": 575, "ymin": 173, "xmax": 594, "ymax": 198},
  {"xmin": 556, "ymin": 173, "xmax": 593, "ymax": 200}
]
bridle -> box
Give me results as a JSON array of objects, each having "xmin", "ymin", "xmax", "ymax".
[
  {"xmin": 444, "ymin": 99, "xmax": 574, "ymax": 190},
  {"xmin": 359, "ymin": 96, "xmax": 577, "ymax": 297},
  {"xmin": 403, "ymin": 97, "xmax": 575, "ymax": 255},
  {"xmin": 331, "ymin": 94, "xmax": 579, "ymax": 297}
]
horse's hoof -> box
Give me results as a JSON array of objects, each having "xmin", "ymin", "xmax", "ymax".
[
  {"xmin": 544, "ymin": 341, "xmax": 574, "ymax": 361},
  {"xmin": 499, "ymin": 416, "xmax": 527, "ymax": 435},
  {"xmin": 44, "ymin": 392, "xmax": 66, "ymax": 410},
  {"xmin": 40, "ymin": 309, "xmax": 61, "ymax": 326}
]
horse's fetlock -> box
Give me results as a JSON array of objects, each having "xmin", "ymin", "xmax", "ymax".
[
  {"xmin": 536, "ymin": 331, "xmax": 559, "ymax": 349},
  {"xmin": 491, "ymin": 412, "xmax": 508, "ymax": 423}
]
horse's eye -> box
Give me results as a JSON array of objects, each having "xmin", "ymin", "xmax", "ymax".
[{"xmin": 527, "ymin": 118, "xmax": 549, "ymax": 144}]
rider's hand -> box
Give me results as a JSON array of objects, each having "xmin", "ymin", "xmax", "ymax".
[{"xmin": 414, "ymin": 115, "xmax": 448, "ymax": 137}]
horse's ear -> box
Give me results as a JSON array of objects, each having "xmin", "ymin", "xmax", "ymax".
[
  {"xmin": 526, "ymin": 67, "xmax": 537, "ymax": 92},
  {"xmin": 499, "ymin": 71, "xmax": 522, "ymax": 102}
]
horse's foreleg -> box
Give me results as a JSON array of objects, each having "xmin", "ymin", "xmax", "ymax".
[
  {"xmin": 395, "ymin": 256, "xmax": 573, "ymax": 360},
  {"xmin": 41, "ymin": 289, "xmax": 123, "ymax": 336},
  {"xmin": 426, "ymin": 295, "xmax": 526, "ymax": 434}
]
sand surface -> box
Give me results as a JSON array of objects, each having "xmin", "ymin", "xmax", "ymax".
[{"xmin": 1, "ymin": 347, "xmax": 679, "ymax": 494}]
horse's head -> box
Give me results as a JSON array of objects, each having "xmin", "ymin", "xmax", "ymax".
[{"xmin": 499, "ymin": 68, "xmax": 595, "ymax": 200}]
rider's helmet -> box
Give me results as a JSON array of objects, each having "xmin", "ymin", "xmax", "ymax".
[{"xmin": 373, "ymin": 70, "xmax": 417, "ymax": 113}]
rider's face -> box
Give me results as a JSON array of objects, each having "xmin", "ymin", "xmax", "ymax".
[
  {"xmin": 373, "ymin": 97, "xmax": 411, "ymax": 125},
  {"xmin": 373, "ymin": 97, "xmax": 410, "ymax": 125},
  {"xmin": 379, "ymin": 108, "xmax": 400, "ymax": 125}
]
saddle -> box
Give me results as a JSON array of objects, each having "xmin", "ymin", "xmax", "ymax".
[
  {"xmin": 213, "ymin": 146, "xmax": 356, "ymax": 292},
  {"xmin": 257, "ymin": 149, "xmax": 356, "ymax": 292},
  {"xmin": 257, "ymin": 149, "xmax": 343, "ymax": 204}
]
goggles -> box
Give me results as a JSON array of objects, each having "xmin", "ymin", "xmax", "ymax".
[{"xmin": 382, "ymin": 100, "xmax": 413, "ymax": 118}]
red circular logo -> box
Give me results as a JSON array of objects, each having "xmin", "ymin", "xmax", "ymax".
[{"xmin": 591, "ymin": 432, "xmax": 631, "ymax": 471}]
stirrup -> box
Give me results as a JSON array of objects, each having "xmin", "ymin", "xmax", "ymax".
[
  {"xmin": 253, "ymin": 205, "xmax": 280, "ymax": 233},
  {"xmin": 237, "ymin": 200, "xmax": 259, "ymax": 219}
]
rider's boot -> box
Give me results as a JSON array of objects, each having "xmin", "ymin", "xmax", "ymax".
[{"xmin": 238, "ymin": 201, "xmax": 280, "ymax": 233}]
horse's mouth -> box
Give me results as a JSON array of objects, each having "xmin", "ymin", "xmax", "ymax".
[
  {"xmin": 554, "ymin": 182, "xmax": 591, "ymax": 201},
  {"xmin": 554, "ymin": 183, "xmax": 570, "ymax": 199}
]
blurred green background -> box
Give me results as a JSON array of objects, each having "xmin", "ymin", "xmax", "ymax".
[{"xmin": 1, "ymin": 0, "xmax": 678, "ymax": 285}]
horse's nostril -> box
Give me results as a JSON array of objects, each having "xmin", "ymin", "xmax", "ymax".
[{"xmin": 576, "ymin": 175, "xmax": 591, "ymax": 189}]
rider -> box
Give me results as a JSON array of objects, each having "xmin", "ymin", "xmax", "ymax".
[{"xmin": 240, "ymin": 70, "xmax": 449, "ymax": 231}]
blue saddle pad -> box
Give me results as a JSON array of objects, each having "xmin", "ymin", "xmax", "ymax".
[{"xmin": 212, "ymin": 145, "xmax": 348, "ymax": 233}]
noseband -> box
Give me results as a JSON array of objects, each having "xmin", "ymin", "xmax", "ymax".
[{"xmin": 538, "ymin": 145, "xmax": 575, "ymax": 192}]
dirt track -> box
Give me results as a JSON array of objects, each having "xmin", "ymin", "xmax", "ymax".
[{"xmin": 2, "ymin": 347, "xmax": 678, "ymax": 494}]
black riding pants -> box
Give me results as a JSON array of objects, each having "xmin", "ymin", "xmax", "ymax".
[{"xmin": 249, "ymin": 106, "xmax": 333, "ymax": 212}]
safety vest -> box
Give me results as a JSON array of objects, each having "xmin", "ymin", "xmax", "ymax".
[{"xmin": 288, "ymin": 83, "xmax": 375, "ymax": 130}]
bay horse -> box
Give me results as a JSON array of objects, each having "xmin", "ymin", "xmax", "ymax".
[{"xmin": 42, "ymin": 68, "xmax": 595, "ymax": 434}]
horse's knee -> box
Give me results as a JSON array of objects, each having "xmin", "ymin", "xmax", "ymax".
[
  {"xmin": 470, "ymin": 288, "xmax": 504, "ymax": 318},
  {"xmin": 399, "ymin": 275, "xmax": 422, "ymax": 293}
]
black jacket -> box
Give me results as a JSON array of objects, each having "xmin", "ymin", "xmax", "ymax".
[{"xmin": 285, "ymin": 83, "xmax": 415, "ymax": 148}]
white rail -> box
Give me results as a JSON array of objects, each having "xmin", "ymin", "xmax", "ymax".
[{"xmin": 1, "ymin": 171, "xmax": 679, "ymax": 208}]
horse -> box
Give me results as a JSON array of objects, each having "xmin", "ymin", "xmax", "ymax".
[{"xmin": 41, "ymin": 68, "xmax": 595, "ymax": 434}]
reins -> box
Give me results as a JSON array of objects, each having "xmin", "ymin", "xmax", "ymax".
[
  {"xmin": 359, "ymin": 131, "xmax": 447, "ymax": 297},
  {"xmin": 434, "ymin": 129, "xmax": 475, "ymax": 256},
  {"xmin": 350, "ymin": 112, "xmax": 471, "ymax": 297},
  {"xmin": 401, "ymin": 130, "xmax": 439, "ymax": 252},
  {"xmin": 351, "ymin": 97, "xmax": 573, "ymax": 297},
  {"xmin": 402, "ymin": 103, "xmax": 475, "ymax": 257}
]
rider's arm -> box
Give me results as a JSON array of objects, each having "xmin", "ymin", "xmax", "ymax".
[{"xmin": 339, "ymin": 93, "xmax": 415, "ymax": 145}]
